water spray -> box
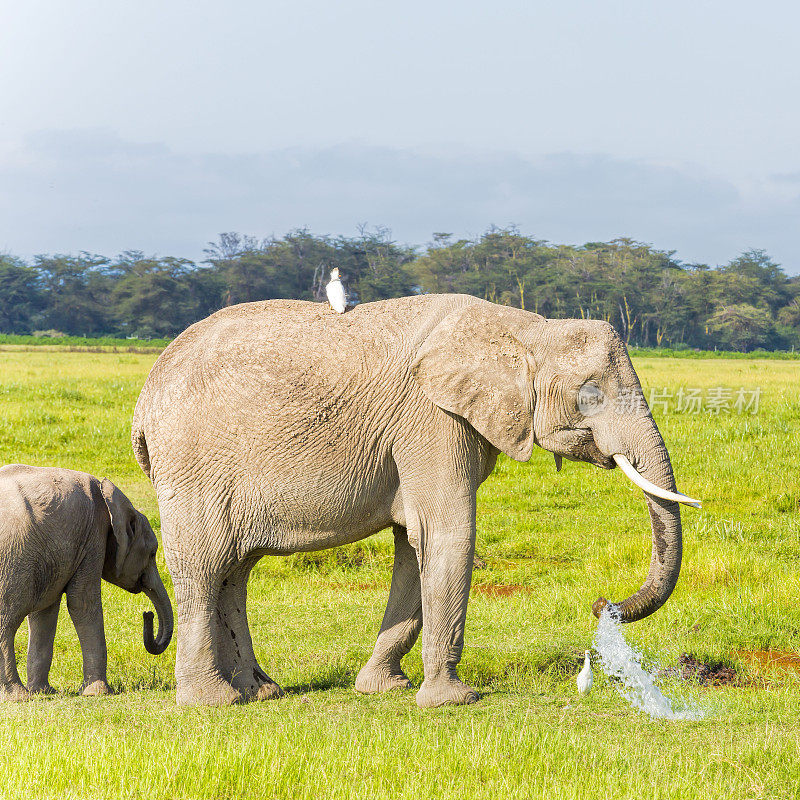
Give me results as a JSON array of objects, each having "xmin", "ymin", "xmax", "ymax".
[{"xmin": 591, "ymin": 607, "xmax": 704, "ymax": 720}]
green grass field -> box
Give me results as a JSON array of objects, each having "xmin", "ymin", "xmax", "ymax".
[{"xmin": 0, "ymin": 351, "xmax": 798, "ymax": 799}]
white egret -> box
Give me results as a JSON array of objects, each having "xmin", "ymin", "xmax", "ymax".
[
  {"xmin": 577, "ymin": 650, "xmax": 593, "ymax": 694},
  {"xmin": 325, "ymin": 267, "xmax": 347, "ymax": 313}
]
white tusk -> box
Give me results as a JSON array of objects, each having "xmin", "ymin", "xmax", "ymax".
[{"xmin": 612, "ymin": 454, "xmax": 702, "ymax": 509}]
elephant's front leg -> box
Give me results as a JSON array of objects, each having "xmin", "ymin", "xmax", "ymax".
[
  {"xmin": 355, "ymin": 524, "xmax": 422, "ymax": 694},
  {"xmin": 65, "ymin": 572, "xmax": 111, "ymax": 696},
  {"xmin": 413, "ymin": 498, "xmax": 478, "ymax": 708}
]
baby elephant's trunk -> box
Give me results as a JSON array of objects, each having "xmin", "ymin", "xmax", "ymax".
[{"xmin": 140, "ymin": 562, "xmax": 174, "ymax": 655}]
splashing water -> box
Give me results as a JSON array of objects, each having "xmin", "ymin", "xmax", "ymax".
[{"xmin": 592, "ymin": 607, "xmax": 704, "ymax": 720}]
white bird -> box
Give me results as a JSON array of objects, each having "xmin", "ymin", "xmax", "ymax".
[
  {"xmin": 325, "ymin": 267, "xmax": 347, "ymax": 313},
  {"xmin": 576, "ymin": 650, "xmax": 593, "ymax": 694}
]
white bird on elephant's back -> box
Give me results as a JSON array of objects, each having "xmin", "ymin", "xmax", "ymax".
[{"xmin": 325, "ymin": 267, "xmax": 347, "ymax": 313}]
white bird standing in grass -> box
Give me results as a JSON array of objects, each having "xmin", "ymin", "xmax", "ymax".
[
  {"xmin": 325, "ymin": 267, "xmax": 347, "ymax": 313},
  {"xmin": 577, "ymin": 650, "xmax": 593, "ymax": 694}
]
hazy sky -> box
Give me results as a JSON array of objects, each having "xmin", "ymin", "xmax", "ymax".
[{"xmin": 1, "ymin": 0, "xmax": 799, "ymax": 270}]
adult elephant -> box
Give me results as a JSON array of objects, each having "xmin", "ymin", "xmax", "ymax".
[{"xmin": 132, "ymin": 294, "xmax": 699, "ymax": 707}]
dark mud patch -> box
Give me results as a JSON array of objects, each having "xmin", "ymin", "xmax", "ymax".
[
  {"xmin": 678, "ymin": 654, "xmax": 738, "ymax": 686},
  {"xmin": 660, "ymin": 654, "xmax": 737, "ymax": 686},
  {"xmin": 471, "ymin": 584, "xmax": 532, "ymax": 598}
]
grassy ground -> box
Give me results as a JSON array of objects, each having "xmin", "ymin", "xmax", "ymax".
[{"xmin": 0, "ymin": 351, "xmax": 798, "ymax": 799}]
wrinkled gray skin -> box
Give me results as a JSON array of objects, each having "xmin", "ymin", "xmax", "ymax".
[
  {"xmin": 132, "ymin": 294, "xmax": 682, "ymax": 708},
  {"xmin": 0, "ymin": 465, "xmax": 173, "ymax": 701}
]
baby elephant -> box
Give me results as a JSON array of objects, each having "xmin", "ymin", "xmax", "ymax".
[{"xmin": 0, "ymin": 464, "xmax": 173, "ymax": 700}]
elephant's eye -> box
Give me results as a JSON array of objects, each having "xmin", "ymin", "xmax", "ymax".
[{"xmin": 576, "ymin": 383, "xmax": 607, "ymax": 417}]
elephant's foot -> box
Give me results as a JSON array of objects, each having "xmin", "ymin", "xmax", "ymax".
[
  {"xmin": 228, "ymin": 665, "xmax": 284, "ymax": 701},
  {"xmin": 254, "ymin": 678, "xmax": 284, "ymax": 701},
  {"xmin": 416, "ymin": 677, "xmax": 479, "ymax": 708},
  {"xmin": 252, "ymin": 665, "xmax": 284, "ymax": 700},
  {"xmin": 355, "ymin": 660, "xmax": 413, "ymax": 694},
  {"xmin": 27, "ymin": 681, "xmax": 56, "ymax": 696},
  {"xmin": 81, "ymin": 680, "xmax": 112, "ymax": 697},
  {"xmin": 176, "ymin": 676, "xmax": 242, "ymax": 707},
  {"xmin": 0, "ymin": 683, "xmax": 30, "ymax": 702}
]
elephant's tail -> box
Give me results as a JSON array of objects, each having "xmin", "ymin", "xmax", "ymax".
[{"xmin": 131, "ymin": 422, "xmax": 151, "ymax": 480}]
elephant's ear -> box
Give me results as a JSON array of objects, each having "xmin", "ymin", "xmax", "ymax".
[
  {"xmin": 100, "ymin": 478, "xmax": 134, "ymax": 574},
  {"xmin": 411, "ymin": 303, "xmax": 537, "ymax": 462}
]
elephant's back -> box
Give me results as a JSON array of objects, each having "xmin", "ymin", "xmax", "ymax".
[
  {"xmin": 0, "ymin": 465, "xmax": 96, "ymax": 550},
  {"xmin": 140, "ymin": 298, "xmax": 394, "ymax": 408},
  {"xmin": 0, "ymin": 464, "xmax": 96, "ymax": 506},
  {"xmin": 137, "ymin": 294, "xmax": 475, "ymax": 413},
  {"xmin": 152, "ymin": 294, "xmax": 472, "ymax": 364}
]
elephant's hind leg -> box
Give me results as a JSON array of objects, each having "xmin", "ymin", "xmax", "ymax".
[
  {"xmin": 355, "ymin": 525, "xmax": 422, "ymax": 694},
  {"xmin": 214, "ymin": 556, "xmax": 282, "ymax": 701},
  {"xmin": 26, "ymin": 600, "xmax": 61, "ymax": 694},
  {"xmin": 172, "ymin": 564, "xmax": 242, "ymax": 707},
  {"xmin": 0, "ymin": 610, "xmax": 29, "ymax": 701}
]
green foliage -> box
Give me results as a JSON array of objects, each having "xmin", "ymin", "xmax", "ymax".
[
  {"xmin": 2, "ymin": 231, "xmax": 799, "ymax": 351},
  {"xmin": 33, "ymin": 253, "xmax": 111, "ymax": 335},
  {"xmin": 705, "ymin": 304, "xmax": 775, "ymax": 352},
  {"xmin": 411, "ymin": 234, "xmax": 800, "ymax": 351},
  {"xmin": 0, "ymin": 255, "xmax": 42, "ymax": 333},
  {"xmin": 0, "ymin": 334, "xmax": 170, "ymax": 348}
]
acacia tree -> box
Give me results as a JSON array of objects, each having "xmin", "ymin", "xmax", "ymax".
[
  {"xmin": 706, "ymin": 304, "xmax": 774, "ymax": 352},
  {"xmin": 35, "ymin": 253, "xmax": 110, "ymax": 335},
  {"xmin": 110, "ymin": 253, "xmax": 201, "ymax": 338}
]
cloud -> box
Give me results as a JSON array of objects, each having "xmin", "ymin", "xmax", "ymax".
[{"xmin": 0, "ymin": 129, "xmax": 798, "ymax": 272}]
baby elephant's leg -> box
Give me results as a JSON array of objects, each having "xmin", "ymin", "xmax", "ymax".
[
  {"xmin": 65, "ymin": 574, "xmax": 111, "ymax": 696},
  {"xmin": 0, "ymin": 611, "xmax": 28, "ymax": 701},
  {"xmin": 26, "ymin": 600, "xmax": 62, "ymax": 694}
]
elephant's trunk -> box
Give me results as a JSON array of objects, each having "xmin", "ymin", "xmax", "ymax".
[
  {"xmin": 140, "ymin": 561, "xmax": 174, "ymax": 655},
  {"xmin": 592, "ymin": 424, "xmax": 684, "ymax": 623}
]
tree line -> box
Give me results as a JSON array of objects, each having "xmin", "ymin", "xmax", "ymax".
[{"xmin": 1, "ymin": 226, "xmax": 798, "ymax": 351}]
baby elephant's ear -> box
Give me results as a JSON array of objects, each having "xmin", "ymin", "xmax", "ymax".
[
  {"xmin": 100, "ymin": 478, "xmax": 134, "ymax": 574},
  {"xmin": 411, "ymin": 303, "xmax": 537, "ymax": 462}
]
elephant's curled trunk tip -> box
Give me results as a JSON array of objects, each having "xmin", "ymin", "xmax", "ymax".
[
  {"xmin": 592, "ymin": 597, "xmax": 624, "ymax": 622},
  {"xmin": 592, "ymin": 597, "xmax": 608, "ymax": 619},
  {"xmin": 143, "ymin": 610, "xmax": 168, "ymax": 655},
  {"xmin": 141, "ymin": 562, "xmax": 174, "ymax": 655}
]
